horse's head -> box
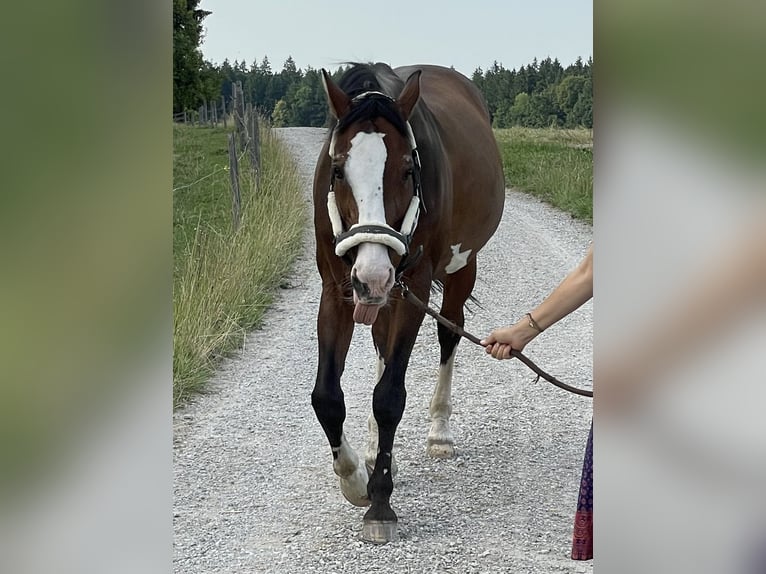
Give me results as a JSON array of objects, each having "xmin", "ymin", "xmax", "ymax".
[{"xmin": 320, "ymin": 68, "xmax": 423, "ymax": 325}]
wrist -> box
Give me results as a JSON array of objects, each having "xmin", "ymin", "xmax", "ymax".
[{"xmin": 526, "ymin": 312, "xmax": 544, "ymax": 333}]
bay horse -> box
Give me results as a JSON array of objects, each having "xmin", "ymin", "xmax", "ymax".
[{"xmin": 311, "ymin": 62, "xmax": 504, "ymax": 543}]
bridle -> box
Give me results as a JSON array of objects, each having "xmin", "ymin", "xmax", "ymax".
[{"xmin": 326, "ymin": 91, "xmax": 425, "ymax": 278}]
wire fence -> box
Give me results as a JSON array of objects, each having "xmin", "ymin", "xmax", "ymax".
[{"xmin": 174, "ymin": 82, "xmax": 266, "ymax": 230}]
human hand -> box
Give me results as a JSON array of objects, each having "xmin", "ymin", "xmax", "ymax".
[{"xmin": 480, "ymin": 319, "xmax": 539, "ymax": 360}]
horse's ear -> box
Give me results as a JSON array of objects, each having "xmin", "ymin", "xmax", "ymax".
[
  {"xmin": 397, "ymin": 70, "xmax": 421, "ymax": 120},
  {"xmin": 321, "ymin": 68, "xmax": 351, "ymax": 119}
]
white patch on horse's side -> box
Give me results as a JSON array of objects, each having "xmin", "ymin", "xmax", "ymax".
[
  {"xmin": 445, "ymin": 243, "xmax": 472, "ymax": 274},
  {"xmin": 345, "ymin": 131, "xmax": 387, "ymax": 226},
  {"xmin": 427, "ymin": 349, "xmax": 456, "ymax": 458},
  {"xmin": 333, "ymin": 434, "xmax": 370, "ymax": 507}
]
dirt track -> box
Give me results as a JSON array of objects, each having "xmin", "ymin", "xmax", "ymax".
[{"xmin": 173, "ymin": 127, "xmax": 593, "ymax": 573}]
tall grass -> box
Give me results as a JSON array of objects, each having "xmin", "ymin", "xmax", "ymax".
[
  {"xmin": 173, "ymin": 124, "xmax": 305, "ymax": 406},
  {"xmin": 494, "ymin": 127, "xmax": 593, "ymax": 222}
]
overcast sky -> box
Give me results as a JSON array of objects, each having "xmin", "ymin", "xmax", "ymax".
[{"xmin": 198, "ymin": 0, "xmax": 592, "ymax": 77}]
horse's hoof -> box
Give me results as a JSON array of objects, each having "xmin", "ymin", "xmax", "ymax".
[
  {"xmin": 361, "ymin": 520, "xmax": 398, "ymax": 544},
  {"xmin": 426, "ymin": 440, "xmax": 455, "ymax": 459},
  {"xmin": 339, "ymin": 466, "xmax": 371, "ymax": 507}
]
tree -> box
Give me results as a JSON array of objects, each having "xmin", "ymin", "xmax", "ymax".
[
  {"xmin": 173, "ymin": 0, "xmax": 212, "ymax": 113},
  {"xmin": 570, "ymin": 79, "xmax": 593, "ymax": 128},
  {"xmin": 507, "ymin": 92, "xmax": 532, "ymax": 126},
  {"xmin": 528, "ymin": 88, "xmax": 561, "ymax": 127},
  {"xmin": 271, "ymin": 99, "xmax": 288, "ymax": 127},
  {"xmin": 556, "ymin": 75, "xmax": 587, "ymax": 126}
]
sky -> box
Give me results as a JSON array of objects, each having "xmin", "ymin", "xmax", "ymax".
[{"xmin": 197, "ymin": 0, "xmax": 592, "ymax": 78}]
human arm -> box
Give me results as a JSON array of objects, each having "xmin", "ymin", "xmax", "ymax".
[{"xmin": 480, "ymin": 246, "xmax": 593, "ymax": 359}]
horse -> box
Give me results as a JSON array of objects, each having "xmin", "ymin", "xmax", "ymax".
[{"xmin": 311, "ymin": 62, "xmax": 505, "ymax": 543}]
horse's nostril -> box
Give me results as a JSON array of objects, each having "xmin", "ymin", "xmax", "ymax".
[{"xmin": 351, "ymin": 273, "xmax": 370, "ymax": 297}]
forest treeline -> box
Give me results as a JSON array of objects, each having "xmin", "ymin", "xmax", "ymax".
[{"xmin": 174, "ymin": 1, "xmax": 592, "ymax": 128}]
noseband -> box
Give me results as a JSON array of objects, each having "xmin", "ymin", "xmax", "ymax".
[{"xmin": 326, "ymin": 91, "xmax": 425, "ymax": 276}]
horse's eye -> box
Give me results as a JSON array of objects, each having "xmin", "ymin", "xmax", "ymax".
[
  {"xmin": 403, "ymin": 168, "xmax": 414, "ymax": 181},
  {"xmin": 333, "ymin": 166, "xmax": 344, "ymax": 180}
]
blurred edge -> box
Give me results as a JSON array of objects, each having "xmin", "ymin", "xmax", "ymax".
[
  {"xmin": 0, "ymin": 1, "xmax": 171, "ymax": 573},
  {"xmin": 596, "ymin": 1, "xmax": 766, "ymax": 573}
]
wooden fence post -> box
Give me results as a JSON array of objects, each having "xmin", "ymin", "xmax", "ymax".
[
  {"xmin": 247, "ymin": 103, "xmax": 261, "ymax": 182},
  {"xmin": 228, "ymin": 133, "xmax": 241, "ymax": 230},
  {"xmin": 221, "ymin": 95, "xmax": 227, "ymax": 129},
  {"xmin": 235, "ymin": 82, "xmax": 247, "ymax": 149}
]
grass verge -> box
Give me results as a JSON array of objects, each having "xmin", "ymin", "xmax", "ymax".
[
  {"xmin": 494, "ymin": 127, "xmax": 593, "ymax": 222},
  {"xmin": 173, "ymin": 123, "xmax": 305, "ymax": 407}
]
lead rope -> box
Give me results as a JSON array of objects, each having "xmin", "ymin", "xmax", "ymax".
[{"xmin": 396, "ymin": 281, "xmax": 594, "ymax": 398}]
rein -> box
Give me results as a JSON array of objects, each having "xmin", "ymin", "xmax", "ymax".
[{"xmin": 395, "ymin": 281, "xmax": 594, "ymax": 398}]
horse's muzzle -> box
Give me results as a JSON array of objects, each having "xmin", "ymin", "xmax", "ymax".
[{"xmin": 350, "ymin": 264, "xmax": 393, "ymax": 325}]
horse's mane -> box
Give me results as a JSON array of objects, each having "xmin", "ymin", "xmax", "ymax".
[{"xmin": 334, "ymin": 63, "xmax": 408, "ymax": 137}]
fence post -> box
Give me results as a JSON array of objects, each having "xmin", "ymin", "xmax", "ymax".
[
  {"xmin": 230, "ymin": 84, "xmax": 238, "ymax": 130},
  {"xmin": 221, "ymin": 95, "xmax": 227, "ymax": 129},
  {"xmin": 228, "ymin": 133, "xmax": 241, "ymax": 230},
  {"xmin": 247, "ymin": 103, "xmax": 261, "ymax": 182},
  {"xmin": 235, "ymin": 82, "xmax": 247, "ymax": 150}
]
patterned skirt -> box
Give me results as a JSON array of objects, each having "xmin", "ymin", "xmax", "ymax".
[{"xmin": 571, "ymin": 421, "xmax": 593, "ymax": 560}]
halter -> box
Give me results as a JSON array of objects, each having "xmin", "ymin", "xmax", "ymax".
[{"xmin": 326, "ymin": 91, "xmax": 425, "ymax": 275}]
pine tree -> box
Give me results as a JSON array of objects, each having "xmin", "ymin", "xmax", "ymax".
[{"xmin": 173, "ymin": 0, "xmax": 212, "ymax": 113}]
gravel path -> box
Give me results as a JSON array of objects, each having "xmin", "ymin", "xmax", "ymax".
[{"xmin": 174, "ymin": 127, "xmax": 593, "ymax": 574}]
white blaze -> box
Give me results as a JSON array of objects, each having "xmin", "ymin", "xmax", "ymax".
[
  {"xmin": 345, "ymin": 131, "xmax": 393, "ymax": 305},
  {"xmin": 345, "ymin": 131, "xmax": 388, "ymax": 226}
]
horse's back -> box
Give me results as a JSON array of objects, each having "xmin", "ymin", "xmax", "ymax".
[
  {"xmin": 395, "ymin": 65, "xmax": 491, "ymax": 129},
  {"xmin": 394, "ymin": 65, "xmax": 505, "ymax": 270}
]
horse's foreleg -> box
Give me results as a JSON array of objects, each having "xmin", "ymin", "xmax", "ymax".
[
  {"xmin": 363, "ymin": 361, "xmax": 407, "ymax": 542},
  {"xmin": 365, "ymin": 357, "xmax": 397, "ymax": 477},
  {"xmin": 311, "ymin": 291, "xmax": 369, "ymax": 507},
  {"xmin": 363, "ymin": 297, "xmax": 426, "ymax": 543},
  {"xmin": 427, "ymin": 259, "xmax": 477, "ymax": 458}
]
